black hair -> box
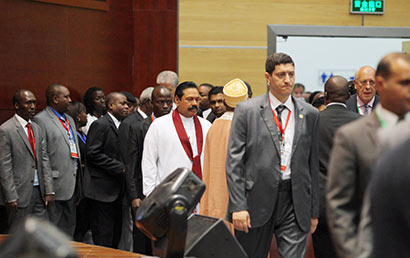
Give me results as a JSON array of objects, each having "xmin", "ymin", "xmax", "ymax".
[
  {"xmin": 175, "ymin": 81, "xmax": 198, "ymax": 99},
  {"xmin": 265, "ymin": 53, "xmax": 294, "ymax": 75},
  {"xmin": 83, "ymin": 86, "xmax": 103, "ymax": 114},
  {"xmin": 208, "ymin": 86, "xmax": 224, "ymax": 99}
]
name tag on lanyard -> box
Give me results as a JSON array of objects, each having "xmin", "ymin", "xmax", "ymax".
[
  {"xmin": 280, "ymin": 137, "xmax": 291, "ymax": 172},
  {"xmin": 57, "ymin": 117, "xmax": 79, "ymax": 159}
]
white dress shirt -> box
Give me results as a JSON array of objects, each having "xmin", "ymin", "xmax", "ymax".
[
  {"xmin": 107, "ymin": 112, "xmax": 121, "ymax": 129},
  {"xmin": 268, "ymin": 91, "xmax": 295, "ymax": 180}
]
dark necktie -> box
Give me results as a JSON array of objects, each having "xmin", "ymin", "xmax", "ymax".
[
  {"xmin": 364, "ymin": 104, "xmax": 370, "ymax": 115},
  {"xmin": 26, "ymin": 123, "xmax": 36, "ymax": 162},
  {"xmin": 276, "ymin": 105, "xmax": 286, "ymax": 140},
  {"xmin": 276, "ymin": 105, "xmax": 286, "ymax": 127}
]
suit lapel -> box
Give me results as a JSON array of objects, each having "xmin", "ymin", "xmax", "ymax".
[
  {"xmin": 13, "ymin": 116, "xmax": 35, "ymax": 159},
  {"xmin": 291, "ymin": 98, "xmax": 304, "ymax": 157},
  {"xmin": 365, "ymin": 112, "xmax": 381, "ymax": 147},
  {"xmin": 46, "ymin": 107, "xmax": 70, "ymax": 146},
  {"xmin": 106, "ymin": 114, "xmax": 119, "ymax": 135},
  {"xmin": 260, "ymin": 94, "xmax": 281, "ymax": 155}
]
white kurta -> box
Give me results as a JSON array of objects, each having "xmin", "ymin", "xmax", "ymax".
[{"xmin": 142, "ymin": 113, "xmax": 212, "ymax": 196}]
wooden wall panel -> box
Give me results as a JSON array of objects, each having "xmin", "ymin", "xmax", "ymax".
[
  {"xmin": 133, "ymin": 0, "xmax": 178, "ymax": 91},
  {"xmin": 0, "ymin": 0, "xmax": 178, "ymax": 124},
  {"xmin": 179, "ymin": 0, "xmax": 410, "ymax": 96}
]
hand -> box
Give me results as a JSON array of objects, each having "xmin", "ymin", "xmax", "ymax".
[
  {"xmin": 131, "ymin": 198, "xmax": 142, "ymax": 211},
  {"xmin": 45, "ymin": 194, "xmax": 56, "ymax": 206},
  {"xmin": 232, "ymin": 210, "xmax": 251, "ymax": 233},
  {"xmin": 7, "ymin": 201, "xmax": 18, "ymax": 212},
  {"xmin": 310, "ymin": 218, "xmax": 318, "ymax": 234}
]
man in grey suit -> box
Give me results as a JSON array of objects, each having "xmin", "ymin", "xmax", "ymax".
[
  {"xmin": 34, "ymin": 84, "xmax": 81, "ymax": 237},
  {"xmin": 226, "ymin": 53, "xmax": 320, "ymax": 258},
  {"xmin": 0, "ymin": 89, "xmax": 54, "ymax": 231},
  {"xmin": 327, "ymin": 52, "xmax": 410, "ymax": 258}
]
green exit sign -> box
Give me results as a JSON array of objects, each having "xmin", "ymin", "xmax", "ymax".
[{"xmin": 351, "ymin": 0, "xmax": 384, "ymax": 14}]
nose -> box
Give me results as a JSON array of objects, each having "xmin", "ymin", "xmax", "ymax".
[
  {"xmin": 284, "ymin": 74, "xmax": 291, "ymax": 83},
  {"xmin": 68, "ymin": 97, "xmax": 72, "ymax": 103}
]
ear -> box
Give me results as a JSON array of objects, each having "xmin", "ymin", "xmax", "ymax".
[
  {"xmin": 375, "ymin": 75, "xmax": 385, "ymax": 95},
  {"xmin": 353, "ymin": 80, "xmax": 359, "ymax": 90},
  {"xmin": 264, "ymin": 72, "xmax": 271, "ymax": 84},
  {"xmin": 14, "ymin": 102, "xmax": 20, "ymax": 111},
  {"xmin": 52, "ymin": 94, "xmax": 59, "ymax": 105},
  {"xmin": 174, "ymin": 95, "xmax": 181, "ymax": 105}
]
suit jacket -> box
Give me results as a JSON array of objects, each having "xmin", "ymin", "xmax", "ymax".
[
  {"xmin": 84, "ymin": 114, "xmax": 125, "ymax": 202},
  {"xmin": 318, "ymin": 104, "xmax": 360, "ymax": 218},
  {"xmin": 0, "ymin": 116, "xmax": 53, "ymax": 207},
  {"xmin": 226, "ymin": 93, "xmax": 320, "ymax": 232},
  {"xmin": 34, "ymin": 107, "xmax": 80, "ymax": 201},
  {"xmin": 326, "ymin": 111, "xmax": 382, "ymax": 258},
  {"xmin": 370, "ymin": 137, "xmax": 410, "ymax": 258},
  {"xmin": 346, "ymin": 93, "xmax": 379, "ymax": 114},
  {"xmin": 119, "ymin": 116, "xmax": 152, "ymax": 202}
]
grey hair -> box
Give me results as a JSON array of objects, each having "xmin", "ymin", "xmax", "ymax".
[
  {"xmin": 156, "ymin": 70, "xmax": 178, "ymax": 88},
  {"xmin": 139, "ymin": 87, "xmax": 154, "ymax": 104}
]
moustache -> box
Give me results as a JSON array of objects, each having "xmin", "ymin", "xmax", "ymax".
[{"xmin": 188, "ymin": 106, "xmax": 198, "ymax": 111}]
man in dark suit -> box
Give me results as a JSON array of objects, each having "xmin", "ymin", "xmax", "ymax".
[
  {"xmin": 371, "ymin": 136, "xmax": 410, "ymax": 258},
  {"xmin": 346, "ymin": 66, "xmax": 379, "ymax": 115},
  {"xmin": 0, "ymin": 89, "xmax": 54, "ymax": 231},
  {"xmin": 34, "ymin": 84, "xmax": 81, "ymax": 237},
  {"xmin": 135, "ymin": 87, "xmax": 154, "ymax": 120},
  {"xmin": 226, "ymin": 53, "xmax": 320, "ymax": 258},
  {"xmin": 84, "ymin": 92, "xmax": 129, "ymax": 248},
  {"xmin": 313, "ymin": 76, "xmax": 360, "ymax": 257},
  {"xmin": 120, "ymin": 86, "xmax": 172, "ymax": 254},
  {"xmin": 327, "ymin": 52, "xmax": 410, "ymax": 258}
]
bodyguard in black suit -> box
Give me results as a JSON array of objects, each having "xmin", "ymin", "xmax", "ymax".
[
  {"xmin": 371, "ymin": 137, "xmax": 410, "ymax": 258},
  {"xmin": 84, "ymin": 92, "xmax": 129, "ymax": 248},
  {"xmin": 313, "ymin": 76, "xmax": 361, "ymax": 258},
  {"xmin": 119, "ymin": 86, "xmax": 172, "ymax": 254},
  {"xmin": 346, "ymin": 66, "xmax": 379, "ymax": 115}
]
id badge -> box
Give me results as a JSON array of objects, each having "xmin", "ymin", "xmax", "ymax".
[
  {"xmin": 69, "ymin": 139, "xmax": 79, "ymax": 159},
  {"xmin": 33, "ymin": 169, "xmax": 39, "ymax": 186},
  {"xmin": 280, "ymin": 140, "xmax": 291, "ymax": 172}
]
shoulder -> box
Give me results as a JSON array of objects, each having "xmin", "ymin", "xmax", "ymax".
[
  {"xmin": 0, "ymin": 117, "xmax": 15, "ymax": 130},
  {"xmin": 197, "ymin": 116, "xmax": 212, "ymax": 129}
]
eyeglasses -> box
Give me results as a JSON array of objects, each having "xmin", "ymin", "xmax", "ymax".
[{"xmin": 359, "ymin": 79, "xmax": 376, "ymax": 87}]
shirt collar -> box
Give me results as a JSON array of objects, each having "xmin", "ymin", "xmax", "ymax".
[
  {"xmin": 15, "ymin": 113, "xmax": 31, "ymax": 127},
  {"xmin": 107, "ymin": 112, "xmax": 121, "ymax": 129},
  {"xmin": 375, "ymin": 104, "xmax": 401, "ymax": 128},
  {"xmin": 137, "ymin": 108, "xmax": 148, "ymax": 119},
  {"xmin": 49, "ymin": 106, "xmax": 66, "ymax": 120},
  {"xmin": 357, "ymin": 95, "xmax": 375, "ymax": 108},
  {"xmin": 326, "ymin": 102, "xmax": 347, "ymax": 108},
  {"xmin": 269, "ymin": 91, "xmax": 293, "ymax": 112}
]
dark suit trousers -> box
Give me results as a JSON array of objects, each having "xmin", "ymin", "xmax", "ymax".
[
  {"xmin": 131, "ymin": 207, "xmax": 152, "ymax": 255},
  {"xmin": 312, "ymin": 216, "xmax": 337, "ymax": 258},
  {"xmin": 6, "ymin": 186, "xmax": 48, "ymax": 232},
  {"xmin": 48, "ymin": 193, "xmax": 76, "ymax": 237},
  {"xmin": 88, "ymin": 197, "xmax": 123, "ymax": 248},
  {"xmin": 235, "ymin": 180, "xmax": 308, "ymax": 258}
]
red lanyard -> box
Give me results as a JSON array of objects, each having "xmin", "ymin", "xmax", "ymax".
[
  {"xmin": 57, "ymin": 116, "xmax": 71, "ymax": 136},
  {"xmin": 151, "ymin": 114, "xmax": 155, "ymax": 121},
  {"xmin": 269, "ymin": 98, "xmax": 291, "ymax": 137}
]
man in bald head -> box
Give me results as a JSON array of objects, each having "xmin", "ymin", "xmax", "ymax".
[
  {"xmin": 84, "ymin": 92, "xmax": 129, "ymax": 248},
  {"xmin": 327, "ymin": 52, "xmax": 410, "ymax": 258},
  {"xmin": 34, "ymin": 83, "xmax": 81, "ymax": 236},
  {"xmin": 346, "ymin": 66, "xmax": 379, "ymax": 115},
  {"xmin": 312, "ymin": 76, "xmax": 361, "ymax": 257}
]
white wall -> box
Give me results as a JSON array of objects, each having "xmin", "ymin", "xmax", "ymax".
[{"xmin": 277, "ymin": 36, "xmax": 405, "ymax": 92}]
